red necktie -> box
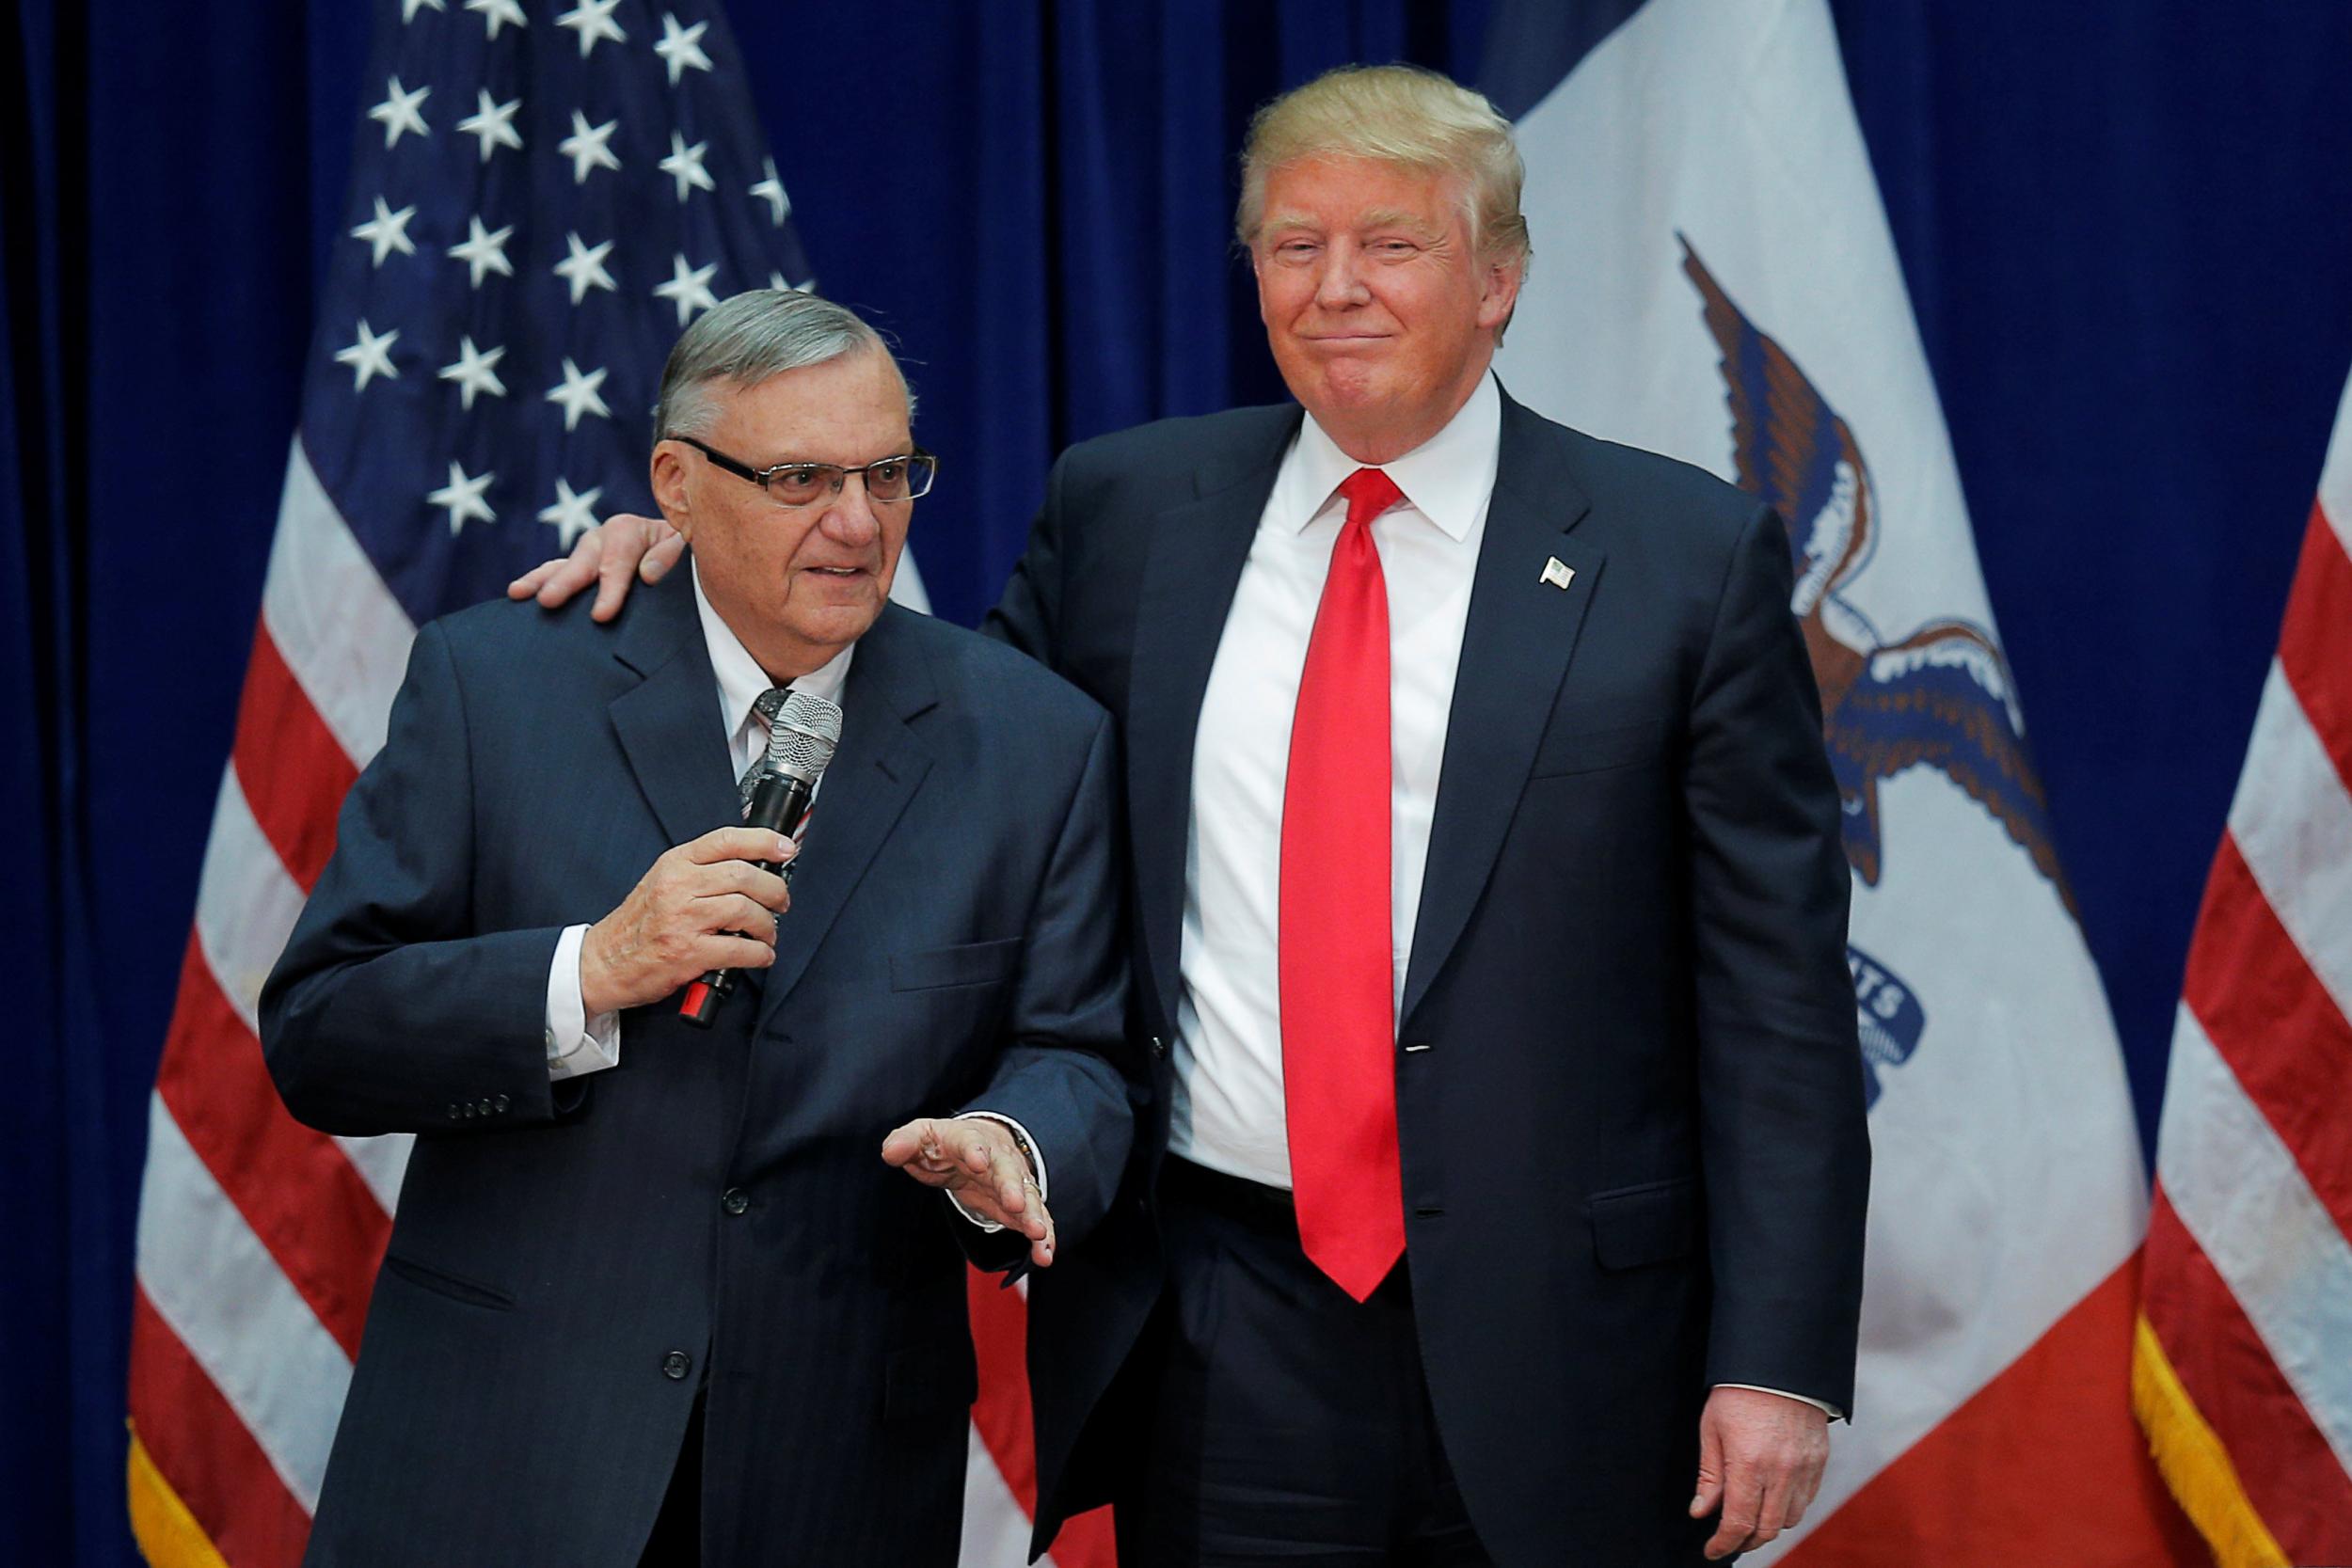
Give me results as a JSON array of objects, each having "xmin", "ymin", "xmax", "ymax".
[{"xmin": 1280, "ymin": 466, "xmax": 1406, "ymax": 1302}]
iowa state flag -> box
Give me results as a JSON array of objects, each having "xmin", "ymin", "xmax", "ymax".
[{"xmin": 1485, "ymin": 2, "xmax": 2197, "ymax": 1560}]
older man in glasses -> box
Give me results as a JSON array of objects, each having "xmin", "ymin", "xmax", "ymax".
[{"xmin": 262, "ymin": 289, "xmax": 1134, "ymax": 1568}]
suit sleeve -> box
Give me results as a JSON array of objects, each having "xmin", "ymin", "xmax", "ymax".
[
  {"xmin": 260, "ymin": 621, "xmax": 569, "ymax": 1137},
  {"xmin": 957, "ymin": 706, "xmax": 1136, "ymax": 1267},
  {"xmin": 1684, "ymin": 505, "xmax": 1872, "ymax": 1416}
]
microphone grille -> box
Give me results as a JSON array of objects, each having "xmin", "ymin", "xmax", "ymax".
[{"xmin": 763, "ymin": 690, "xmax": 844, "ymax": 782}]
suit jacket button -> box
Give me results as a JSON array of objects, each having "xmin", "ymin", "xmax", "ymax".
[
  {"xmin": 448, "ymin": 1103, "xmax": 463, "ymax": 1121},
  {"xmin": 493, "ymin": 1094, "xmax": 510, "ymax": 1113},
  {"xmin": 661, "ymin": 1351, "xmax": 691, "ymax": 1381},
  {"xmin": 1148, "ymin": 1036, "xmax": 1167, "ymax": 1058},
  {"xmin": 722, "ymin": 1189, "xmax": 749, "ymax": 1216}
]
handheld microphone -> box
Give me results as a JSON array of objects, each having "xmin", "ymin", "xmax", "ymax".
[{"xmin": 678, "ymin": 689, "xmax": 844, "ymax": 1027}]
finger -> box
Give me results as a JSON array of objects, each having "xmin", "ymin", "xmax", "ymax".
[
  {"xmin": 711, "ymin": 858, "xmax": 795, "ymax": 907},
  {"xmin": 1028, "ymin": 1202, "xmax": 1057, "ymax": 1267},
  {"xmin": 880, "ymin": 1118, "xmax": 943, "ymax": 1168},
  {"xmin": 1691, "ymin": 1418, "xmax": 1724, "ymax": 1520},
  {"xmin": 702, "ymin": 894, "xmax": 778, "ymax": 943},
  {"xmin": 532, "ymin": 531, "xmax": 605, "ymax": 610},
  {"xmin": 590, "ymin": 530, "xmax": 638, "ymax": 623},
  {"xmin": 508, "ymin": 559, "xmax": 564, "ymax": 600},
  {"xmin": 682, "ymin": 828, "xmax": 796, "ymax": 866},
  {"xmin": 697, "ymin": 934, "xmax": 774, "ymax": 972},
  {"xmin": 1705, "ymin": 1467, "xmax": 1765, "ymax": 1561},
  {"xmin": 643, "ymin": 524, "xmax": 687, "ymax": 582}
]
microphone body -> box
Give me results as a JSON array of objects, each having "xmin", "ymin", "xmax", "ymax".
[{"xmin": 678, "ymin": 689, "xmax": 843, "ymax": 1027}]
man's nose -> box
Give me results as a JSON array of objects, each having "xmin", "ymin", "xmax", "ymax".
[
  {"xmin": 1314, "ymin": 242, "xmax": 1372, "ymax": 309},
  {"xmin": 819, "ymin": 477, "xmax": 882, "ymax": 544}
]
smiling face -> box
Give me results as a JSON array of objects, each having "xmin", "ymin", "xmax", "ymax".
[
  {"xmin": 650, "ymin": 346, "xmax": 913, "ymax": 679},
  {"xmin": 1251, "ymin": 156, "xmax": 1521, "ymax": 464}
]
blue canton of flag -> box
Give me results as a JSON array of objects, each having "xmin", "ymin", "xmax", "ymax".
[{"xmin": 307, "ymin": 0, "xmax": 814, "ymax": 627}]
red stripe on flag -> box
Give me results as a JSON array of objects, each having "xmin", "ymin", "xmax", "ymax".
[
  {"xmin": 127, "ymin": 1287, "xmax": 313, "ymax": 1568},
  {"xmin": 2181, "ymin": 835, "xmax": 2352, "ymax": 1235},
  {"xmin": 231, "ymin": 622, "xmax": 358, "ymax": 894},
  {"xmin": 154, "ymin": 935, "xmax": 390, "ymax": 1358},
  {"xmin": 964, "ymin": 1268, "xmax": 1119, "ymax": 1568},
  {"xmin": 2280, "ymin": 499, "xmax": 2352, "ymax": 787},
  {"xmin": 1783, "ymin": 1254, "xmax": 2203, "ymax": 1567},
  {"xmin": 2142, "ymin": 1189, "xmax": 2352, "ymax": 1562}
]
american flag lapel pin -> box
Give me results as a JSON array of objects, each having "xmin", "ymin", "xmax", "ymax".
[{"xmin": 1541, "ymin": 556, "xmax": 1575, "ymax": 591}]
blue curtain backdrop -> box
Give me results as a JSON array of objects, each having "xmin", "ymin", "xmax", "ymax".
[{"xmin": 7, "ymin": 2, "xmax": 2351, "ymax": 1561}]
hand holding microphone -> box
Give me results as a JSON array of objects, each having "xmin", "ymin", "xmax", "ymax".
[{"xmin": 575, "ymin": 691, "xmax": 843, "ymax": 1022}]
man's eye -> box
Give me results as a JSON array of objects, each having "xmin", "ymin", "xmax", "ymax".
[
  {"xmin": 778, "ymin": 467, "xmax": 823, "ymax": 488},
  {"xmin": 871, "ymin": 460, "xmax": 905, "ymax": 484}
]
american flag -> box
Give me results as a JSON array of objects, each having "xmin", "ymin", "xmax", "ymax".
[
  {"xmin": 119, "ymin": 3, "xmax": 1079, "ymax": 1563},
  {"xmin": 2133, "ymin": 368, "xmax": 2352, "ymax": 1568}
]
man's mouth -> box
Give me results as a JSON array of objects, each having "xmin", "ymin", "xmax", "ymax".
[{"xmin": 806, "ymin": 565, "xmax": 867, "ymax": 577}]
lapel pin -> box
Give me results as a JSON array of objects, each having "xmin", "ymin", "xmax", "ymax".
[{"xmin": 1540, "ymin": 557, "xmax": 1576, "ymax": 591}]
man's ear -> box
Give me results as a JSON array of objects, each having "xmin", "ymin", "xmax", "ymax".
[
  {"xmin": 1476, "ymin": 256, "xmax": 1523, "ymax": 334},
  {"xmin": 649, "ymin": 441, "xmax": 694, "ymax": 540}
]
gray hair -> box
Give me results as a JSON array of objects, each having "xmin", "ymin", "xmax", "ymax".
[
  {"xmin": 1236, "ymin": 64, "xmax": 1531, "ymax": 285},
  {"xmin": 651, "ymin": 289, "xmax": 912, "ymax": 446}
]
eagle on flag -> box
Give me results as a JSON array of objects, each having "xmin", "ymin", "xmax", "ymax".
[{"xmin": 1680, "ymin": 238, "xmax": 2073, "ymax": 913}]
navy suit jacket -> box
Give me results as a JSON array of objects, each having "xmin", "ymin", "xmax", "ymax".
[
  {"xmin": 262, "ymin": 575, "xmax": 1134, "ymax": 1567},
  {"xmin": 990, "ymin": 388, "xmax": 1870, "ymax": 1567}
]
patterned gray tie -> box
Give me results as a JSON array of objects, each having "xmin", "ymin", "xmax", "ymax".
[{"xmin": 739, "ymin": 686, "xmax": 792, "ymax": 813}]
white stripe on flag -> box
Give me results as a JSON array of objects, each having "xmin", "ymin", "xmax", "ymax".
[
  {"xmin": 958, "ymin": 1428, "xmax": 1037, "ymax": 1568},
  {"xmin": 135, "ymin": 1094, "xmax": 353, "ymax": 1511},
  {"xmin": 262, "ymin": 436, "xmax": 415, "ymax": 770},
  {"xmin": 2320, "ymin": 374, "xmax": 2352, "ymax": 556},
  {"xmin": 336, "ymin": 1131, "xmax": 412, "ymax": 1214},
  {"xmin": 2228, "ymin": 661, "xmax": 2352, "ymax": 1022},
  {"xmin": 193, "ymin": 765, "xmax": 310, "ymax": 1032},
  {"xmin": 2158, "ymin": 1003, "xmax": 2352, "ymax": 1477}
]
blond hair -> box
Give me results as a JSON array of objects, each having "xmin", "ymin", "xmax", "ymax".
[{"xmin": 1235, "ymin": 64, "xmax": 1531, "ymax": 279}]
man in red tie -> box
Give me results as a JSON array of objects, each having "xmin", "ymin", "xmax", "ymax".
[{"xmin": 521, "ymin": 63, "xmax": 1867, "ymax": 1568}]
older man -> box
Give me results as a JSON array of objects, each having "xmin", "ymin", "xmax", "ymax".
[
  {"xmin": 265, "ymin": 291, "xmax": 1134, "ymax": 1567},
  {"xmin": 526, "ymin": 65, "xmax": 1868, "ymax": 1568}
]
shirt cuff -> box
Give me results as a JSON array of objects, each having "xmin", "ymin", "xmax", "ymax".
[
  {"xmin": 545, "ymin": 924, "xmax": 621, "ymax": 1082},
  {"xmin": 1715, "ymin": 1384, "xmax": 1843, "ymax": 1422},
  {"xmin": 946, "ymin": 1112, "xmax": 1046, "ymax": 1232}
]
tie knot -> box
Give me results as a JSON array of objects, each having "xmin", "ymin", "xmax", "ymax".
[
  {"xmin": 752, "ymin": 686, "xmax": 792, "ymax": 725},
  {"xmin": 1336, "ymin": 467, "xmax": 1405, "ymax": 532}
]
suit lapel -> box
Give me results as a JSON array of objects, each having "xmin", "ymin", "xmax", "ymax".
[
  {"xmin": 1125, "ymin": 409, "xmax": 1300, "ymax": 1032},
  {"xmin": 1401, "ymin": 391, "xmax": 1602, "ymax": 1026},
  {"xmin": 755, "ymin": 605, "xmax": 937, "ymax": 1029},
  {"xmin": 609, "ymin": 570, "xmax": 742, "ymax": 847}
]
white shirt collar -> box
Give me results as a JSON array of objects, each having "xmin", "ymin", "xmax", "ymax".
[
  {"xmin": 1274, "ymin": 371, "xmax": 1502, "ymax": 542},
  {"xmin": 690, "ymin": 560, "xmax": 854, "ymax": 738}
]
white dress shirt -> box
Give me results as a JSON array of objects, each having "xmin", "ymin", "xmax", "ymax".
[
  {"xmin": 538, "ymin": 565, "xmax": 1043, "ymax": 1226},
  {"xmin": 1172, "ymin": 372, "xmax": 1499, "ymax": 1187},
  {"xmin": 1168, "ymin": 377, "xmax": 1830, "ymax": 1416}
]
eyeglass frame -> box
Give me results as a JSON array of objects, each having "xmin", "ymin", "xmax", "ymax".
[{"xmin": 670, "ymin": 435, "xmax": 938, "ymax": 507}]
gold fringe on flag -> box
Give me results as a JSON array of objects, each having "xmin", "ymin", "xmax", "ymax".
[
  {"xmin": 2130, "ymin": 1313, "xmax": 2289, "ymax": 1568},
  {"xmin": 126, "ymin": 1424, "xmax": 231, "ymax": 1568}
]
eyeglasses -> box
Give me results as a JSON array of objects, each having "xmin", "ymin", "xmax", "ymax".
[{"xmin": 673, "ymin": 436, "xmax": 938, "ymax": 508}]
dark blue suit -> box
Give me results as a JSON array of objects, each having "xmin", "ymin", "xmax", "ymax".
[
  {"xmin": 262, "ymin": 574, "xmax": 1134, "ymax": 1566},
  {"xmin": 993, "ymin": 388, "xmax": 1871, "ymax": 1566}
]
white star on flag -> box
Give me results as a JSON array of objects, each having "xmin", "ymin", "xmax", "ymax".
[
  {"xmin": 464, "ymin": 0, "xmax": 527, "ymax": 39},
  {"xmin": 538, "ymin": 479, "xmax": 606, "ymax": 547},
  {"xmin": 333, "ymin": 320, "xmax": 401, "ymax": 391},
  {"xmin": 554, "ymin": 233, "xmax": 619, "ymax": 305},
  {"xmin": 438, "ymin": 336, "xmax": 509, "ymax": 409},
  {"xmin": 545, "ymin": 358, "xmax": 612, "ymax": 431},
  {"xmin": 750, "ymin": 158, "xmax": 789, "ymax": 226},
  {"xmin": 659, "ymin": 133, "xmax": 715, "ymax": 202},
  {"xmin": 655, "ymin": 253, "xmax": 720, "ymax": 325},
  {"xmin": 653, "ymin": 13, "xmax": 714, "ymax": 86},
  {"xmin": 350, "ymin": 197, "xmax": 418, "ymax": 266},
  {"xmin": 401, "ymin": 0, "xmax": 445, "ymax": 22},
  {"xmin": 367, "ymin": 77, "xmax": 431, "ymax": 149},
  {"xmin": 448, "ymin": 215, "xmax": 516, "ymax": 288},
  {"xmin": 554, "ymin": 0, "xmax": 627, "ymax": 57},
  {"xmin": 426, "ymin": 460, "xmax": 498, "ymax": 534},
  {"xmin": 455, "ymin": 89, "xmax": 524, "ymax": 163},
  {"xmin": 769, "ymin": 271, "xmax": 813, "ymax": 293},
  {"xmin": 557, "ymin": 111, "xmax": 622, "ymax": 185}
]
